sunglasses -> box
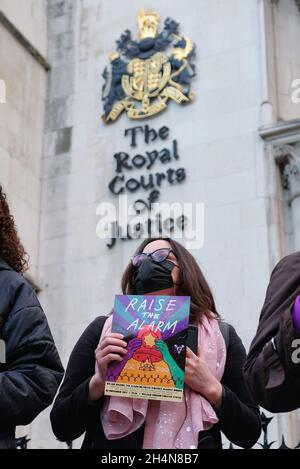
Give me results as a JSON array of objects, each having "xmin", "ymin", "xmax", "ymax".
[{"xmin": 131, "ymin": 248, "xmax": 178, "ymax": 268}]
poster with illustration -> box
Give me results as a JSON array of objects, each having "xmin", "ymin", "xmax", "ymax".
[{"xmin": 105, "ymin": 294, "xmax": 191, "ymax": 402}]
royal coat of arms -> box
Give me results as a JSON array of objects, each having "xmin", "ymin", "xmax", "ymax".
[{"xmin": 102, "ymin": 10, "xmax": 196, "ymax": 123}]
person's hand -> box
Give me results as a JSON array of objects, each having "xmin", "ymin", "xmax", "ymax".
[
  {"xmin": 155, "ymin": 340, "xmax": 172, "ymax": 361},
  {"xmin": 185, "ymin": 347, "xmax": 222, "ymax": 407},
  {"xmin": 89, "ymin": 333, "xmax": 127, "ymax": 401},
  {"xmin": 156, "ymin": 340, "xmax": 184, "ymax": 388},
  {"xmin": 104, "ymin": 337, "xmax": 142, "ymax": 388}
]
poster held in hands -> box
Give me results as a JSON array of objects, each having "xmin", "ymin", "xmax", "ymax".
[{"xmin": 105, "ymin": 294, "xmax": 191, "ymax": 402}]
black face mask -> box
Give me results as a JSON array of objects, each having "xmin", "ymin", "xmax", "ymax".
[{"xmin": 133, "ymin": 258, "xmax": 176, "ymax": 295}]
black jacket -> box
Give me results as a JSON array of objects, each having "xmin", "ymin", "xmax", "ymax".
[
  {"xmin": 244, "ymin": 252, "xmax": 300, "ymax": 413},
  {"xmin": 51, "ymin": 316, "xmax": 261, "ymax": 449},
  {"xmin": 0, "ymin": 260, "xmax": 64, "ymax": 449}
]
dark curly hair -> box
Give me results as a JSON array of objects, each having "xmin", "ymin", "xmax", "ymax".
[{"xmin": 0, "ymin": 186, "xmax": 28, "ymax": 273}]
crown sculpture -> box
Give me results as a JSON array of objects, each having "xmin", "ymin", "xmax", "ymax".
[{"xmin": 102, "ymin": 9, "xmax": 196, "ymax": 123}]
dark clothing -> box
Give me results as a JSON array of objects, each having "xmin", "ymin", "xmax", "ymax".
[
  {"xmin": 244, "ymin": 252, "xmax": 300, "ymax": 413},
  {"xmin": 51, "ymin": 316, "xmax": 261, "ymax": 449},
  {"xmin": 0, "ymin": 260, "xmax": 64, "ymax": 449}
]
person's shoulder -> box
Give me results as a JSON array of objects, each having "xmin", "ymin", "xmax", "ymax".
[
  {"xmin": 219, "ymin": 321, "xmax": 231, "ymax": 348},
  {"xmin": 0, "ymin": 263, "xmax": 24, "ymax": 287},
  {"xmin": 0, "ymin": 265, "xmax": 41, "ymax": 314},
  {"xmin": 81, "ymin": 316, "xmax": 110, "ymax": 339},
  {"xmin": 89, "ymin": 316, "xmax": 109, "ymax": 329},
  {"xmin": 71, "ymin": 316, "xmax": 110, "ymax": 352},
  {"xmin": 220, "ymin": 322, "xmax": 246, "ymax": 351},
  {"xmin": 13, "ymin": 274, "xmax": 41, "ymax": 308},
  {"xmin": 274, "ymin": 251, "xmax": 300, "ymax": 272}
]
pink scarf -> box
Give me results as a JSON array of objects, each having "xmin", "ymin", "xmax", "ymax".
[{"xmin": 100, "ymin": 314, "xmax": 226, "ymax": 449}]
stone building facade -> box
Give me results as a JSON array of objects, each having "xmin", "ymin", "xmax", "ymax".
[
  {"xmin": 0, "ymin": 0, "xmax": 48, "ymax": 280},
  {"xmin": 0, "ymin": 0, "xmax": 300, "ymax": 449}
]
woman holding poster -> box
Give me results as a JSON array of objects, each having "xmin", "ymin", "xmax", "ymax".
[{"xmin": 51, "ymin": 238, "xmax": 261, "ymax": 449}]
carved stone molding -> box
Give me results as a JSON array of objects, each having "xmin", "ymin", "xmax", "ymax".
[
  {"xmin": 273, "ymin": 143, "xmax": 300, "ymax": 204},
  {"xmin": 259, "ymin": 119, "xmax": 300, "ymax": 144},
  {"xmin": 271, "ymin": 0, "xmax": 300, "ymax": 13},
  {"xmin": 0, "ymin": 11, "xmax": 50, "ymax": 71}
]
